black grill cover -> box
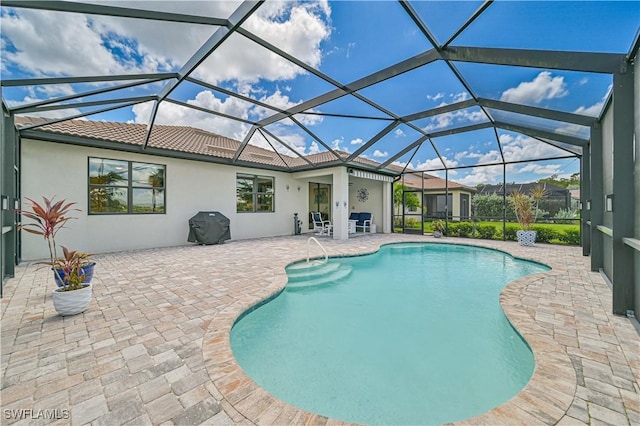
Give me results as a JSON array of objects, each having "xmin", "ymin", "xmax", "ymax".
[{"xmin": 188, "ymin": 211, "xmax": 231, "ymax": 244}]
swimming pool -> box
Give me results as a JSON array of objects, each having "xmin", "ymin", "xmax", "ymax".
[{"xmin": 231, "ymin": 243, "xmax": 550, "ymax": 424}]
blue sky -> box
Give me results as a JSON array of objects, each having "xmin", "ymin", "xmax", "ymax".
[{"xmin": 1, "ymin": 0, "xmax": 638, "ymax": 186}]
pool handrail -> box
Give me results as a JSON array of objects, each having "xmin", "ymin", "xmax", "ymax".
[{"xmin": 307, "ymin": 237, "xmax": 328, "ymax": 265}]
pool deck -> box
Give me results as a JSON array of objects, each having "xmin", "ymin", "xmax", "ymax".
[{"xmin": 1, "ymin": 234, "xmax": 639, "ymax": 425}]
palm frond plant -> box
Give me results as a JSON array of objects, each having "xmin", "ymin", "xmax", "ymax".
[
  {"xmin": 17, "ymin": 196, "xmax": 95, "ymax": 314},
  {"xmin": 530, "ymin": 185, "xmax": 550, "ymax": 220},
  {"xmin": 18, "ymin": 197, "xmax": 80, "ymax": 282},
  {"xmin": 511, "ymin": 191, "xmax": 534, "ymax": 230},
  {"xmin": 510, "ymin": 191, "xmax": 537, "ymax": 246}
]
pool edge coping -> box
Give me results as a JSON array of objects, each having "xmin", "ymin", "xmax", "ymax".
[{"xmin": 202, "ymin": 238, "xmax": 576, "ymax": 425}]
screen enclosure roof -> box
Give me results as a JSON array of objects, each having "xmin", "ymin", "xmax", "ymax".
[{"xmin": 2, "ymin": 0, "xmax": 639, "ymax": 177}]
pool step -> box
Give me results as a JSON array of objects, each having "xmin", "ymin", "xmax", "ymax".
[
  {"xmin": 287, "ymin": 262, "xmax": 341, "ymax": 282},
  {"xmin": 287, "ymin": 265, "xmax": 352, "ymax": 290}
]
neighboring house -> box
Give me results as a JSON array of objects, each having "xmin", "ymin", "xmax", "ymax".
[
  {"xmin": 398, "ymin": 171, "xmax": 476, "ymax": 220},
  {"xmin": 14, "ymin": 118, "xmax": 395, "ymax": 261},
  {"xmin": 477, "ymin": 182, "xmax": 571, "ymax": 216}
]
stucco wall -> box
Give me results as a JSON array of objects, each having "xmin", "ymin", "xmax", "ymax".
[
  {"xmin": 21, "ymin": 139, "xmax": 310, "ymax": 260},
  {"xmin": 348, "ymin": 176, "xmax": 383, "ymax": 230}
]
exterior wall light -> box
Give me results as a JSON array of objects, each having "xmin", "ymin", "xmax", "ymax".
[
  {"xmin": 605, "ymin": 194, "xmax": 614, "ymax": 212},
  {"xmin": 586, "ymin": 200, "xmax": 591, "ymax": 211}
]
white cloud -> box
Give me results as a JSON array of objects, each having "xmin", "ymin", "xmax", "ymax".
[
  {"xmin": 1, "ymin": 1, "xmax": 331, "ymax": 90},
  {"xmin": 423, "ymin": 107, "xmax": 486, "ymax": 132},
  {"xmin": 253, "ymin": 89, "xmax": 323, "ymax": 126},
  {"xmin": 517, "ymin": 163, "xmax": 562, "ymax": 175},
  {"xmin": 454, "ymin": 151, "xmax": 469, "ymax": 161},
  {"xmin": 394, "ymin": 129, "xmax": 405, "ymax": 137},
  {"xmin": 308, "ymin": 141, "xmax": 321, "ymax": 155},
  {"xmin": 453, "ymin": 165, "xmax": 504, "ymax": 186},
  {"xmin": 196, "ymin": 2, "xmax": 331, "ymax": 85},
  {"xmin": 573, "ymin": 96, "xmax": 607, "ymax": 117},
  {"xmin": 415, "ymin": 157, "xmax": 447, "ymax": 170},
  {"xmin": 499, "ymin": 133, "xmax": 566, "ymax": 162},
  {"xmin": 1, "ymin": 10, "xmax": 133, "ymax": 76},
  {"xmin": 451, "ymin": 92, "xmax": 470, "ymax": 103},
  {"xmin": 500, "ymin": 71, "xmax": 568, "ymax": 104},
  {"xmin": 346, "ymin": 42, "xmax": 356, "ymax": 58},
  {"xmin": 373, "ymin": 150, "xmax": 388, "ymax": 158},
  {"xmin": 350, "ymin": 137, "xmax": 363, "ymax": 145},
  {"xmin": 392, "ymin": 160, "xmax": 415, "ymax": 170},
  {"xmin": 557, "ymin": 89, "xmax": 610, "ymax": 135},
  {"xmin": 130, "ymin": 87, "xmax": 328, "ymax": 148},
  {"xmin": 330, "ymin": 136, "xmax": 349, "ymax": 153},
  {"xmin": 426, "ymin": 93, "xmax": 444, "ymax": 102},
  {"xmin": 133, "ymin": 92, "xmax": 252, "ymax": 140}
]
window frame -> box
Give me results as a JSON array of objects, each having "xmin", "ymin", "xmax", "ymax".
[
  {"xmin": 88, "ymin": 157, "xmax": 166, "ymax": 215},
  {"xmin": 236, "ymin": 173, "xmax": 275, "ymax": 213}
]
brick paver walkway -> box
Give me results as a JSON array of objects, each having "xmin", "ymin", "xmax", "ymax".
[{"xmin": 1, "ymin": 234, "xmax": 638, "ymax": 425}]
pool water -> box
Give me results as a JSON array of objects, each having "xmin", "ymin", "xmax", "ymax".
[{"xmin": 231, "ymin": 243, "xmax": 549, "ymax": 424}]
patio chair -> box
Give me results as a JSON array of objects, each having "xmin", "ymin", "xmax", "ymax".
[
  {"xmin": 355, "ymin": 212, "xmax": 372, "ymax": 233},
  {"xmin": 311, "ymin": 211, "xmax": 332, "ymax": 235}
]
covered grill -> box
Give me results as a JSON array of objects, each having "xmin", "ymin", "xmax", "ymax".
[{"xmin": 187, "ymin": 211, "xmax": 231, "ymax": 245}]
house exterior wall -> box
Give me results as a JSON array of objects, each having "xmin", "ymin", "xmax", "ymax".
[
  {"xmin": 422, "ymin": 189, "xmax": 471, "ymax": 219},
  {"xmin": 348, "ymin": 176, "xmax": 384, "ymax": 231},
  {"xmin": 20, "ymin": 139, "xmax": 310, "ymax": 261}
]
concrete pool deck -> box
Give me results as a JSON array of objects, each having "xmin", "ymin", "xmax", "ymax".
[{"xmin": 1, "ymin": 234, "xmax": 638, "ymax": 425}]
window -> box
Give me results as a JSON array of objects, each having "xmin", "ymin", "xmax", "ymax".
[
  {"xmin": 425, "ymin": 194, "xmax": 453, "ymax": 219},
  {"xmin": 237, "ymin": 174, "xmax": 274, "ymax": 212},
  {"xmin": 89, "ymin": 157, "xmax": 165, "ymax": 214}
]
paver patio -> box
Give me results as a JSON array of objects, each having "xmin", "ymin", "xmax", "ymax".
[{"xmin": 1, "ymin": 234, "xmax": 639, "ymax": 425}]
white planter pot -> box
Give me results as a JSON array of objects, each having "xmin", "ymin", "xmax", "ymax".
[
  {"xmin": 517, "ymin": 230, "xmax": 537, "ymax": 247},
  {"xmin": 51, "ymin": 284, "xmax": 92, "ymax": 316},
  {"xmin": 433, "ymin": 231, "xmax": 443, "ymax": 238}
]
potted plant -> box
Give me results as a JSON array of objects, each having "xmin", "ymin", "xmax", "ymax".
[
  {"xmin": 50, "ymin": 246, "xmax": 94, "ymax": 315},
  {"xmin": 431, "ymin": 219, "xmax": 446, "ymax": 238},
  {"xmin": 17, "ymin": 196, "xmax": 95, "ymax": 315},
  {"xmin": 511, "ymin": 191, "xmax": 536, "ymax": 246},
  {"xmin": 52, "ymin": 250, "xmax": 96, "ymax": 288}
]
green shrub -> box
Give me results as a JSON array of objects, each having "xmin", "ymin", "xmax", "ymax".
[
  {"xmin": 559, "ymin": 229, "xmax": 581, "ymax": 245},
  {"xmin": 476, "ymin": 224, "xmax": 497, "ymax": 240},
  {"xmin": 530, "ymin": 225, "xmax": 560, "ymax": 243},
  {"xmin": 446, "ymin": 222, "xmax": 458, "ymax": 237},
  {"xmin": 456, "ymin": 222, "xmax": 473, "ymax": 238},
  {"xmin": 404, "ymin": 217, "xmax": 421, "ymax": 229},
  {"xmin": 502, "ymin": 224, "xmax": 519, "ymax": 241},
  {"xmin": 554, "ymin": 208, "xmax": 579, "ymax": 220},
  {"xmin": 472, "ymin": 193, "xmax": 503, "ymax": 218}
]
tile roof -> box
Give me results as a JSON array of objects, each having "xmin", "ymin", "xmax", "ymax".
[
  {"xmin": 16, "ymin": 117, "xmax": 291, "ymax": 168},
  {"xmin": 399, "ymin": 170, "xmax": 475, "ymax": 192},
  {"xmin": 14, "ymin": 117, "xmax": 359, "ymax": 170},
  {"xmin": 14, "ymin": 117, "xmax": 471, "ymax": 192}
]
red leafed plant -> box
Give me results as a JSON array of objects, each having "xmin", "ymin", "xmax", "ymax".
[
  {"xmin": 51, "ymin": 246, "xmax": 91, "ymax": 291},
  {"xmin": 17, "ymin": 197, "xmax": 83, "ymax": 288}
]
